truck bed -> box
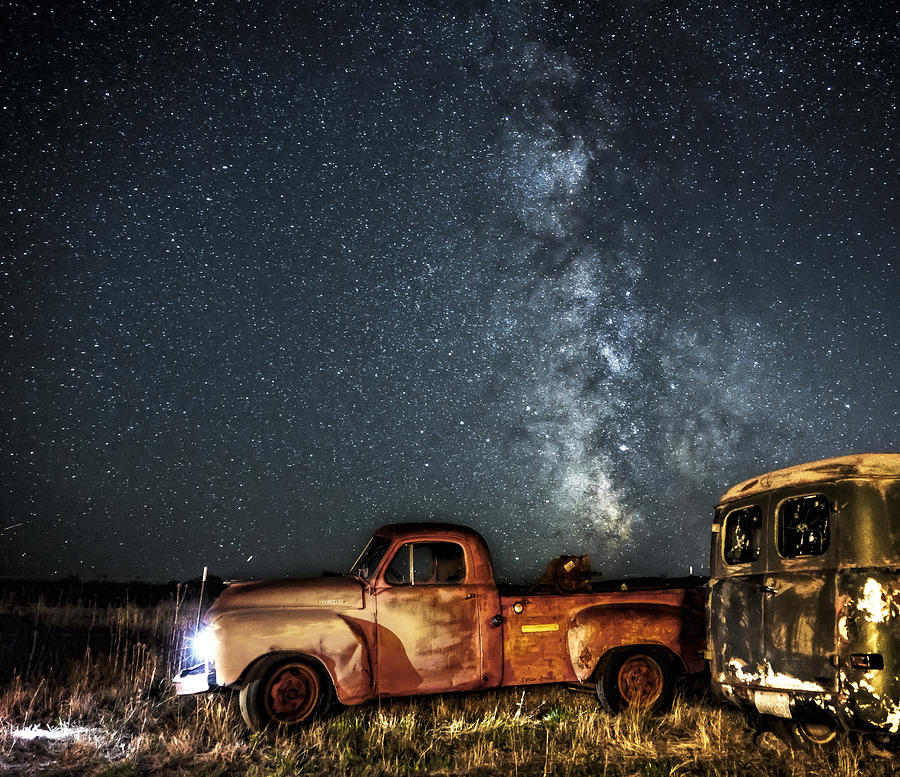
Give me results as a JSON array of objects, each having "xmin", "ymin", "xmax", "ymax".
[
  {"xmin": 496, "ymin": 575, "xmax": 708, "ymax": 687},
  {"xmin": 497, "ymin": 574, "xmax": 708, "ymax": 597}
]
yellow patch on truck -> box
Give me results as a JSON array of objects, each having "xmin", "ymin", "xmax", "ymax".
[{"xmin": 521, "ymin": 623, "xmax": 559, "ymax": 633}]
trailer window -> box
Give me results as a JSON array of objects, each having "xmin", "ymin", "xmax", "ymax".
[
  {"xmin": 723, "ymin": 505, "xmax": 762, "ymax": 564},
  {"xmin": 778, "ymin": 495, "xmax": 831, "ymax": 558},
  {"xmin": 384, "ymin": 542, "xmax": 466, "ymax": 585}
]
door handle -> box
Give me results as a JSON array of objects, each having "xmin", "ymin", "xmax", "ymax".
[
  {"xmin": 760, "ymin": 585, "xmax": 777, "ymax": 595},
  {"xmin": 464, "ymin": 593, "xmax": 476, "ymax": 600}
]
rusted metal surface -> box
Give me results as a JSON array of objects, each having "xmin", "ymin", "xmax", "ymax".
[
  {"xmin": 266, "ymin": 661, "xmax": 321, "ymax": 721},
  {"xmin": 372, "ymin": 581, "xmax": 483, "ymax": 696},
  {"xmin": 837, "ymin": 567, "xmax": 900, "ymax": 734},
  {"xmin": 562, "ymin": 592, "xmax": 707, "ymax": 684},
  {"xmin": 617, "ymin": 654, "xmax": 665, "ymax": 708},
  {"xmin": 183, "ymin": 521, "xmax": 707, "ymax": 719},
  {"xmin": 718, "ymin": 453, "xmax": 900, "ymax": 504},
  {"xmin": 709, "ymin": 453, "xmax": 900, "ymax": 736}
]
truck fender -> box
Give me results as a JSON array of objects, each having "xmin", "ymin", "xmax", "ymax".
[
  {"xmin": 213, "ymin": 610, "xmax": 374, "ymax": 705},
  {"xmin": 567, "ymin": 603, "xmax": 697, "ymax": 682}
]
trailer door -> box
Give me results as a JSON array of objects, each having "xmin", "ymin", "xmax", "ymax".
[
  {"xmin": 709, "ymin": 502, "xmax": 767, "ymax": 693},
  {"xmin": 762, "ymin": 489, "xmax": 838, "ymax": 692}
]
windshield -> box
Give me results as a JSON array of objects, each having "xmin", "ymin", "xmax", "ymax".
[{"xmin": 349, "ymin": 535, "xmax": 392, "ymax": 580}]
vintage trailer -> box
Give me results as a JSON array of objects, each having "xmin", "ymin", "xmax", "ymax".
[
  {"xmin": 708, "ymin": 453, "xmax": 900, "ymax": 745},
  {"xmin": 176, "ymin": 522, "xmax": 706, "ymax": 729}
]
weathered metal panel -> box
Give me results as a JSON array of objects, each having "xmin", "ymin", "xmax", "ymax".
[
  {"xmin": 708, "ymin": 497, "xmax": 768, "ymax": 703},
  {"xmin": 367, "ymin": 525, "xmax": 495, "ymax": 695},
  {"xmin": 207, "ymin": 576, "xmax": 365, "ymax": 613},
  {"xmin": 838, "ymin": 568, "xmax": 900, "ymax": 733},
  {"xmin": 718, "ymin": 454, "xmax": 900, "ymax": 505},
  {"xmin": 476, "ymin": 581, "xmax": 504, "ymax": 687},
  {"xmin": 373, "ymin": 582, "xmax": 484, "ymax": 696},
  {"xmin": 710, "ymin": 456, "xmax": 900, "ymax": 736},
  {"xmin": 207, "ymin": 609, "xmax": 375, "ymax": 705},
  {"xmin": 501, "ymin": 587, "xmax": 706, "ymax": 686},
  {"xmin": 501, "ymin": 595, "xmax": 574, "ymax": 685},
  {"xmin": 708, "ymin": 574, "xmax": 765, "ymax": 694},
  {"xmin": 567, "ymin": 600, "xmax": 706, "ymax": 682},
  {"xmin": 763, "ymin": 571, "xmax": 836, "ymax": 690},
  {"xmin": 759, "ymin": 484, "xmax": 839, "ymax": 693},
  {"xmin": 838, "ymin": 479, "xmax": 900, "ymax": 568}
]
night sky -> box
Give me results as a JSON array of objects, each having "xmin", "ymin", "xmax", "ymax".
[{"xmin": 2, "ymin": 1, "xmax": 897, "ymax": 583}]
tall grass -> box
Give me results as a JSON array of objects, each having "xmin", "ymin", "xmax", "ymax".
[{"xmin": 1, "ymin": 588, "xmax": 896, "ymax": 776}]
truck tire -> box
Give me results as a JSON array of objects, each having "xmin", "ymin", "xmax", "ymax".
[
  {"xmin": 785, "ymin": 716, "xmax": 840, "ymax": 749},
  {"xmin": 239, "ymin": 654, "xmax": 334, "ymax": 731},
  {"xmin": 596, "ymin": 650, "xmax": 674, "ymax": 714}
]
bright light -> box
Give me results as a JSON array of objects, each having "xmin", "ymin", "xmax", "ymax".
[
  {"xmin": 13, "ymin": 726, "xmax": 96, "ymax": 741},
  {"xmin": 190, "ymin": 627, "xmax": 216, "ymax": 662}
]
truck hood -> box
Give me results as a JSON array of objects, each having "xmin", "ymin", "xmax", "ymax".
[{"xmin": 204, "ymin": 576, "xmax": 365, "ymax": 621}]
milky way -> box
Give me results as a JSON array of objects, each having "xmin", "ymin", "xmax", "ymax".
[{"xmin": 2, "ymin": 1, "xmax": 897, "ymax": 581}]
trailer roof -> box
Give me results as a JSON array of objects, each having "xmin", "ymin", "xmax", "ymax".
[{"xmin": 719, "ymin": 453, "xmax": 900, "ymax": 504}]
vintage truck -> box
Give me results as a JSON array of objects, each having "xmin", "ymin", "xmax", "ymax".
[
  {"xmin": 708, "ymin": 453, "xmax": 900, "ymax": 746},
  {"xmin": 176, "ymin": 522, "xmax": 706, "ymax": 729}
]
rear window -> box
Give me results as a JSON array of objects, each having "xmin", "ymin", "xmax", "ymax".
[
  {"xmin": 778, "ymin": 494, "xmax": 831, "ymax": 558},
  {"xmin": 723, "ymin": 505, "xmax": 762, "ymax": 565}
]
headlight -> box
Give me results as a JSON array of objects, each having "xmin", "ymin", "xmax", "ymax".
[{"xmin": 190, "ymin": 627, "xmax": 217, "ymax": 663}]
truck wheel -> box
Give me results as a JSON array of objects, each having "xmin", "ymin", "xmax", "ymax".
[
  {"xmin": 786, "ymin": 716, "xmax": 840, "ymax": 749},
  {"xmin": 239, "ymin": 655, "xmax": 333, "ymax": 730},
  {"xmin": 596, "ymin": 651, "xmax": 673, "ymax": 714}
]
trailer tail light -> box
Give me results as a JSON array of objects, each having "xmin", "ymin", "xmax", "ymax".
[{"xmin": 850, "ymin": 653, "xmax": 884, "ymax": 670}]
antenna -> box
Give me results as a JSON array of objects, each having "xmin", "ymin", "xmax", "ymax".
[{"xmin": 196, "ymin": 565, "xmax": 208, "ymax": 630}]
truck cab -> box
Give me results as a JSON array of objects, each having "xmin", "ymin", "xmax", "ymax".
[{"xmin": 708, "ymin": 453, "xmax": 900, "ymax": 743}]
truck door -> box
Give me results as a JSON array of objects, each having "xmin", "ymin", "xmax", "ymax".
[
  {"xmin": 373, "ymin": 540, "xmax": 484, "ymax": 696},
  {"xmin": 709, "ymin": 501, "xmax": 767, "ymax": 691},
  {"xmin": 762, "ymin": 488, "xmax": 838, "ymax": 691}
]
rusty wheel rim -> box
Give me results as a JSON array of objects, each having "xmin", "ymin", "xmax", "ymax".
[
  {"xmin": 795, "ymin": 719, "xmax": 837, "ymax": 745},
  {"xmin": 617, "ymin": 655, "xmax": 663, "ymax": 709},
  {"xmin": 265, "ymin": 662, "xmax": 320, "ymax": 723}
]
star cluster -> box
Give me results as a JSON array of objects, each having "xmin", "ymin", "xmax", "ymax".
[{"xmin": 2, "ymin": 1, "xmax": 897, "ymax": 581}]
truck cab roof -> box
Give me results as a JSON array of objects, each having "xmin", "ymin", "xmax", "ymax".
[{"xmin": 372, "ymin": 522, "xmax": 490, "ymax": 543}]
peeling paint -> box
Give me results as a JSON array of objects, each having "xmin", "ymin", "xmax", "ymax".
[
  {"xmin": 724, "ymin": 658, "xmax": 826, "ymax": 692},
  {"xmin": 761, "ymin": 666, "xmax": 827, "ymax": 693},
  {"xmin": 837, "ymin": 615, "xmax": 849, "ymax": 641},
  {"xmin": 884, "ymin": 704, "xmax": 900, "ymax": 733},
  {"xmin": 858, "ymin": 578, "xmax": 890, "ymax": 623},
  {"xmin": 711, "ymin": 455, "xmax": 900, "ymax": 739}
]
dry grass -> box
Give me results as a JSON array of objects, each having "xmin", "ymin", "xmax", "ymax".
[{"xmin": 0, "ymin": 587, "xmax": 897, "ymax": 776}]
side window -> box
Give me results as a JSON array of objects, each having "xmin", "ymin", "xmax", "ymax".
[
  {"xmin": 778, "ymin": 495, "xmax": 831, "ymax": 558},
  {"xmin": 384, "ymin": 542, "xmax": 466, "ymax": 585},
  {"xmin": 723, "ymin": 505, "xmax": 762, "ymax": 565}
]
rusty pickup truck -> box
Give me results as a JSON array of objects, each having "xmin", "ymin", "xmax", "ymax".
[{"xmin": 176, "ymin": 522, "xmax": 706, "ymax": 729}]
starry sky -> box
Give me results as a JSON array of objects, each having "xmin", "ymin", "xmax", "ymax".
[{"xmin": 2, "ymin": 1, "xmax": 897, "ymax": 582}]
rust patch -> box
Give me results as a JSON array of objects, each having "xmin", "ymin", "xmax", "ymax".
[{"xmin": 578, "ymin": 645, "xmax": 593, "ymax": 670}]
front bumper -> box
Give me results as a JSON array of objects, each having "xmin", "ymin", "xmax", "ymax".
[{"xmin": 173, "ymin": 662, "xmax": 216, "ymax": 695}]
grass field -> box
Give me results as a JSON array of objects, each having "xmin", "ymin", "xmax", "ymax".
[{"xmin": 1, "ymin": 581, "xmax": 897, "ymax": 776}]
